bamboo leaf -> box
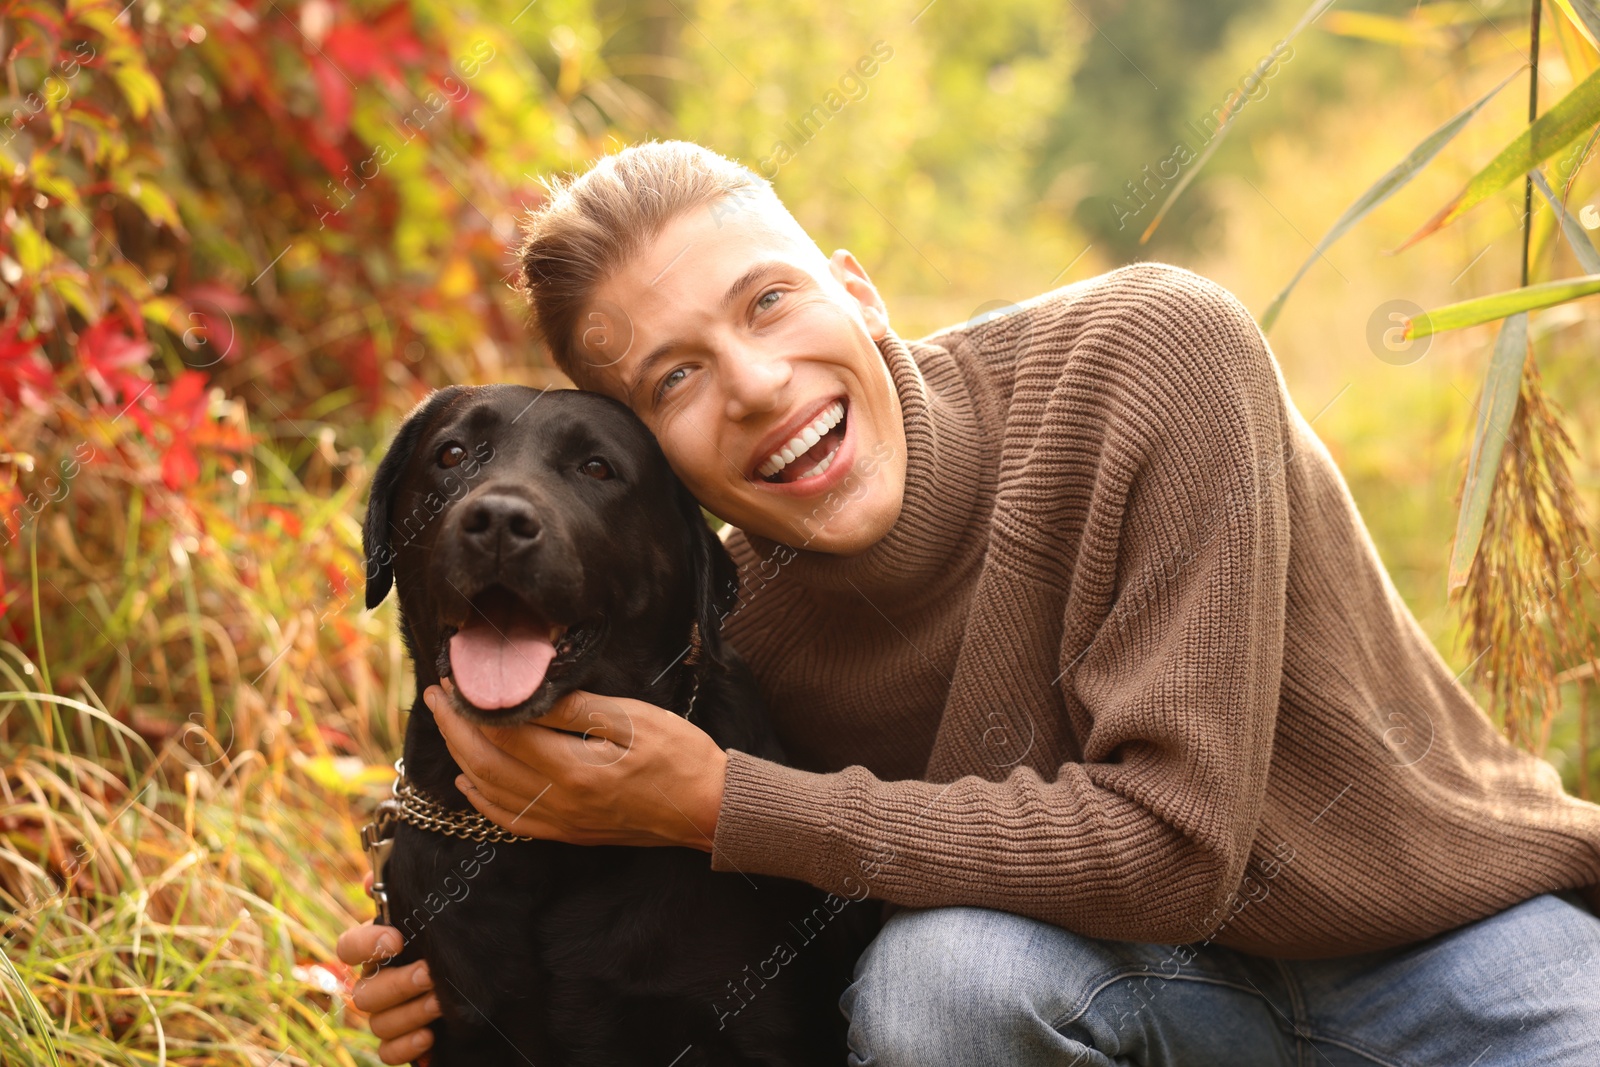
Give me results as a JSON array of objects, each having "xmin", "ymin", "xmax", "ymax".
[
  {"xmin": 1137, "ymin": 0, "xmax": 1335, "ymax": 244},
  {"xmin": 1259, "ymin": 66, "xmax": 1524, "ymax": 331},
  {"xmin": 1406, "ymin": 273, "xmax": 1600, "ymax": 337},
  {"xmin": 1559, "ymin": 123, "xmax": 1600, "ymax": 201},
  {"xmin": 1319, "ymin": 10, "xmax": 1451, "ymax": 48},
  {"xmin": 1549, "ymin": 0, "xmax": 1600, "ymax": 78},
  {"xmin": 1530, "ymin": 166, "xmax": 1600, "ymax": 273},
  {"xmin": 1552, "ymin": 0, "xmax": 1600, "ymax": 50},
  {"xmin": 1449, "ymin": 312, "xmax": 1528, "ymax": 591},
  {"xmin": 1395, "ymin": 64, "xmax": 1600, "ymax": 251}
]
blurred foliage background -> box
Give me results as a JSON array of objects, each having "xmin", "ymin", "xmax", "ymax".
[{"xmin": 1, "ymin": 0, "xmax": 1598, "ymax": 1061}]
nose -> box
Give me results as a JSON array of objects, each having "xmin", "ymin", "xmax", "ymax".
[
  {"xmin": 461, "ymin": 493, "xmax": 541, "ymax": 550},
  {"xmin": 720, "ymin": 342, "xmax": 793, "ymax": 422}
]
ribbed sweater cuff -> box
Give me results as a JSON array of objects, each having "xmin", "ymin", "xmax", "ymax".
[{"xmin": 710, "ymin": 748, "xmax": 846, "ymax": 888}]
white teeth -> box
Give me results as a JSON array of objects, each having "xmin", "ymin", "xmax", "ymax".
[
  {"xmin": 756, "ymin": 400, "xmax": 846, "ymax": 478},
  {"xmin": 797, "ymin": 448, "xmax": 838, "ymax": 480}
]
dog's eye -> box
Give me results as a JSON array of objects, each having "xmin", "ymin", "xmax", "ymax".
[
  {"xmin": 580, "ymin": 458, "xmax": 613, "ymax": 480},
  {"xmin": 439, "ymin": 443, "xmax": 467, "ymax": 468}
]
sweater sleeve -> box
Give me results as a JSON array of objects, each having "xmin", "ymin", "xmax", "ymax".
[{"xmin": 708, "ymin": 268, "xmax": 1292, "ymax": 944}]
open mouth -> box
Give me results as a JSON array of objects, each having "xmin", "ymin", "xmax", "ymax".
[
  {"xmin": 755, "ymin": 398, "xmax": 848, "ymax": 484},
  {"xmin": 437, "ymin": 584, "xmax": 598, "ymax": 712}
]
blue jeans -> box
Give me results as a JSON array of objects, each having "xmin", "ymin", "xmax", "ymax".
[{"xmin": 839, "ymin": 893, "xmax": 1600, "ymax": 1066}]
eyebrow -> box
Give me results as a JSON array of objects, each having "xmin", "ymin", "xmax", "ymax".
[
  {"xmin": 623, "ymin": 260, "xmax": 793, "ymax": 403},
  {"xmin": 720, "ymin": 260, "xmax": 788, "ymax": 311}
]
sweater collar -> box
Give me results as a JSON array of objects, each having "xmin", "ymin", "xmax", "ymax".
[{"xmin": 737, "ymin": 329, "xmax": 997, "ymax": 604}]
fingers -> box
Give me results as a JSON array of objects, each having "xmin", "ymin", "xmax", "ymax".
[
  {"xmin": 456, "ymin": 776, "xmax": 549, "ymax": 839},
  {"xmin": 539, "ymin": 689, "xmax": 637, "ymax": 748},
  {"xmin": 352, "ymin": 958, "xmax": 433, "ymax": 1014},
  {"xmin": 336, "ymin": 921, "xmax": 403, "ymax": 969},
  {"xmin": 377, "ymin": 1026, "xmax": 435, "ymax": 1066},
  {"xmin": 369, "ymin": 985, "xmax": 443, "ymax": 1040},
  {"xmin": 430, "ymin": 692, "xmax": 553, "ymax": 796},
  {"xmin": 342, "ymin": 937, "xmax": 438, "ymax": 1066},
  {"xmin": 454, "ymin": 765, "xmax": 551, "ymax": 820}
]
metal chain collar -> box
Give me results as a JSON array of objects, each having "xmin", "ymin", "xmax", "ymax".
[
  {"xmin": 361, "ymin": 758, "xmax": 521, "ymax": 927},
  {"xmin": 388, "ymin": 758, "xmax": 528, "ymax": 844}
]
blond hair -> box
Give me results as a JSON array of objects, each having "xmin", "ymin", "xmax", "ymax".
[{"xmin": 514, "ymin": 140, "xmax": 776, "ymax": 391}]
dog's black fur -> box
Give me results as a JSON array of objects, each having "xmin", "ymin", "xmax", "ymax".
[{"xmin": 362, "ymin": 385, "xmax": 877, "ymax": 1066}]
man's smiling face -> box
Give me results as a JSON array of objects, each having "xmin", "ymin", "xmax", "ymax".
[{"xmin": 576, "ymin": 196, "xmax": 909, "ymax": 554}]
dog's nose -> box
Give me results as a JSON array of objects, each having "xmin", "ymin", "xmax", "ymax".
[{"xmin": 461, "ymin": 494, "xmax": 542, "ymax": 547}]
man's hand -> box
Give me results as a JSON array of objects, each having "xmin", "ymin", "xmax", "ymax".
[
  {"xmin": 336, "ymin": 875, "xmax": 440, "ymax": 1066},
  {"xmin": 426, "ymin": 681, "xmax": 729, "ymax": 850}
]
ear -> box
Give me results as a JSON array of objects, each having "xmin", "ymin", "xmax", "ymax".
[
  {"xmin": 675, "ymin": 481, "xmax": 740, "ymax": 668},
  {"xmin": 363, "ymin": 386, "xmax": 467, "ymax": 610},
  {"xmin": 828, "ymin": 248, "xmax": 890, "ymax": 340}
]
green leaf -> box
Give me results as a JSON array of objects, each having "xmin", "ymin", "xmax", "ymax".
[
  {"xmin": 1259, "ymin": 66, "xmax": 1523, "ymax": 331},
  {"xmin": 1406, "ymin": 273, "xmax": 1600, "ymax": 337},
  {"xmin": 123, "ymin": 177, "xmax": 184, "ymax": 233},
  {"xmin": 1448, "ymin": 312, "xmax": 1527, "ymax": 591},
  {"xmin": 1396, "ymin": 63, "xmax": 1600, "ymax": 250},
  {"xmin": 52, "ymin": 273, "xmax": 99, "ymax": 320},
  {"xmin": 1530, "ymin": 166, "xmax": 1600, "ymax": 273},
  {"xmin": 140, "ymin": 295, "xmax": 181, "ymax": 330},
  {"xmin": 10, "ymin": 217, "xmax": 54, "ymax": 274},
  {"xmin": 109, "ymin": 54, "xmax": 165, "ymax": 121}
]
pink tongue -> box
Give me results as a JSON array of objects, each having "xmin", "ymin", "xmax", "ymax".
[{"xmin": 448, "ymin": 622, "xmax": 558, "ymax": 710}]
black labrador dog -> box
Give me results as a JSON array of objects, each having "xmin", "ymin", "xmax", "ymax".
[{"xmin": 361, "ymin": 384, "xmax": 876, "ymax": 1066}]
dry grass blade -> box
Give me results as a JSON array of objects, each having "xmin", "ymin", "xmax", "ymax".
[
  {"xmin": 1, "ymin": 706, "xmax": 384, "ymax": 1066},
  {"xmin": 0, "ymin": 946, "xmax": 64, "ymax": 1067},
  {"xmin": 1531, "ymin": 167, "xmax": 1600, "ymax": 272}
]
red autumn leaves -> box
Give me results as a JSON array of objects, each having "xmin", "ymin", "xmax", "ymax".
[{"xmin": 0, "ymin": 313, "xmax": 252, "ymax": 491}]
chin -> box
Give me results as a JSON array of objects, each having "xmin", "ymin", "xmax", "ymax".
[
  {"xmin": 803, "ymin": 511, "xmax": 898, "ymax": 555},
  {"xmin": 766, "ymin": 488, "xmax": 904, "ymax": 555}
]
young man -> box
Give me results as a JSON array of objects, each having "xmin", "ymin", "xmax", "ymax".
[{"xmin": 337, "ymin": 140, "xmax": 1600, "ymax": 1065}]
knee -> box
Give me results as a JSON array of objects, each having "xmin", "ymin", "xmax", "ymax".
[
  {"xmin": 1428, "ymin": 893, "xmax": 1600, "ymax": 1061},
  {"xmin": 840, "ymin": 905, "xmax": 1099, "ymax": 1067},
  {"xmin": 1498, "ymin": 897, "xmax": 1600, "ymax": 1040}
]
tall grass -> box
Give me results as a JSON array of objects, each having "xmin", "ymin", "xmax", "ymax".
[{"xmin": 1, "ymin": 399, "xmax": 410, "ymax": 1065}]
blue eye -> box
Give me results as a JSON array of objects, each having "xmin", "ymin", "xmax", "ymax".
[{"xmin": 654, "ymin": 366, "xmax": 688, "ymax": 403}]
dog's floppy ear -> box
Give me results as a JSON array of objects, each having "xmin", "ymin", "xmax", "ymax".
[
  {"xmin": 363, "ymin": 386, "xmax": 467, "ymax": 610},
  {"xmin": 675, "ymin": 481, "xmax": 740, "ymax": 668}
]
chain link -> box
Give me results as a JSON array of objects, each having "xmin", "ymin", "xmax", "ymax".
[{"xmin": 389, "ymin": 759, "xmax": 529, "ymax": 844}]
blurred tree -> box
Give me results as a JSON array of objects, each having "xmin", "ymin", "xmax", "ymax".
[{"xmin": 1042, "ymin": 0, "xmax": 1300, "ymax": 258}]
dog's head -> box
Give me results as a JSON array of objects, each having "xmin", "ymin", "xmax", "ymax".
[{"xmin": 363, "ymin": 385, "xmax": 738, "ymax": 724}]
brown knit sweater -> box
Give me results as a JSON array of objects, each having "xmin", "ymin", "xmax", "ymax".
[{"xmin": 707, "ymin": 260, "xmax": 1600, "ymax": 959}]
